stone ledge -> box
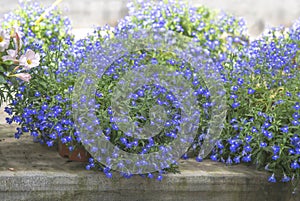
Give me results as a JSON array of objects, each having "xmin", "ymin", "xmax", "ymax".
[{"xmin": 0, "ymin": 125, "xmax": 298, "ymax": 201}]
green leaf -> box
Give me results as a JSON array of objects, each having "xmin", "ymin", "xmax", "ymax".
[
  {"xmin": 0, "ymin": 75, "xmax": 6, "ymax": 84},
  {"xmin": 3, "ymin": 60, "xmax": 14, "ymax": 66},
  {"xmin": 0, "ymin": 65, "xmax": 5, "ymax": 72}
]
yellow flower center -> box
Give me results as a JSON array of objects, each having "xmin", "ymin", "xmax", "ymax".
[
  {"xmin": 27, "ymin": 59, "xmax": 32, "ymax": 65},
  {"xmin": 0, "ymin": 36, "xmax": 3, "ymax": 42}
]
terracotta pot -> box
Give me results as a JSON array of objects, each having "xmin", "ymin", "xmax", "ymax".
[{"xmin": 58, "ymin": 142, "xmax": 91, "ymax": 162}]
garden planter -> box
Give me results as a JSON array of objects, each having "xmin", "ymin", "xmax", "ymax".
[{"xmin": 58, "ymin": 141, "xmax": 91, "ymax": 162}]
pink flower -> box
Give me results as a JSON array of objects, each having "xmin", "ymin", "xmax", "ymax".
[
  {"xmin": 2, "ymin": 49, "xmax": 18, "ymax": 62},
  {"xmin": 2, "ymin": 27, "xmax": 24, "ymax": 62},
  {"xmin": 0, "ymin": 29, "xmax": 10, "ymax": 52},
  {"xmin": 12, "ymin": 73, "xmax": 32, "ymax": 82},
  {"xmin": 12, "ymin": 26, "xmax": 24, "ymax": 39},
  {"xmin": 11, "ymin": 26, "xmax": 24, "ymax": 52},
  {"xmin": 19, "ymin": 49, "xmax": 40, "ymax": 70}
]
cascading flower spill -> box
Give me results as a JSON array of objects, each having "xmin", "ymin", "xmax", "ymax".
[{"xmin": 1, "ymin": 0, "xmax": 299, "ymax": 185}]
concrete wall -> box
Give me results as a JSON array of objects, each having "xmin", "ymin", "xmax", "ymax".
[
  {"xmin": 0, "ymin": 0, "xmax": 128, "ymax": 27},
  {"xmin": 0, "ymin": 0, "xmax": 300, "ymax": 36},
  {"xmin": 192, "ymin": 0, "xmax": 300, "ymax": 36}
]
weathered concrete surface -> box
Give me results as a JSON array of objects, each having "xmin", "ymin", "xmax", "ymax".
[{"xmin": 0, "ymin": 125, "xmax": 298, "ymax": 201}]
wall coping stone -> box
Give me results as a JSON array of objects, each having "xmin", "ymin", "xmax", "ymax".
[{"xmin": 0, "ymin": 125, "xmax": 298, "ymax": 201}]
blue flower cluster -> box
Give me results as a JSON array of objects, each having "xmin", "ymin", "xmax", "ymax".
[
  {"xmin": 3, "ymin": 1, "xmax": 75, "ymax": 146},
  {"xmin": 208, "ymin": 21, "xmax": 300, "ymax": 183},
  {"xmin": 3, "ymin": 0, "xmax": 72, "ymax": 50},
  {"xmin": 3, "ymin": 0, "xmax": 300, "ymax": 183},
  {"xmin": 117, "ymin": 0, "xmax": 248, "ymax": 60}
]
